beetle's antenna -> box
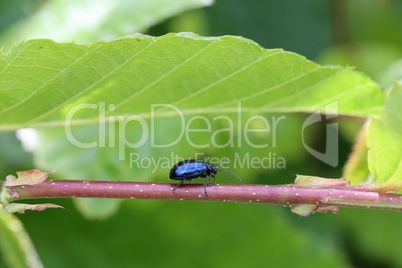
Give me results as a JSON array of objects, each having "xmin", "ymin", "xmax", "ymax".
[
  {"xmin": 216, "ymin": 169, "xmax": 242, "ymax": 181},
  {"xmin": 217, "ymin": 157, "xmax": 230, "ymax": 168}
]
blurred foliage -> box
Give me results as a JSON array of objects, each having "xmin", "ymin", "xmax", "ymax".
[
  {"xmin": 0, "ymin": 0, "xmax": 213, "ymax": 51},
  {"xmin": 16, "ymin": 199, "xmax": 352, "ymax": 268},
  {"xmin": 154, "ymin": 0, "xmax": 332, "ymax": 60},
  {"xmin": 367, "ymin": 83, "xmax": 402, "ymax": 187},
  {"xmin": 0, "ymin": 205, "xmax": 43, "ymax": 268},
  {"xmin": 0, "ymin": 132, "xmax": 33, "ymax": 179},
  {"xmin": 0, "ymin": 0, "xmax": 402, "ymax": 267}
]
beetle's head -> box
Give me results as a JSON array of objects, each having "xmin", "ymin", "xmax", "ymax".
[{"xmin": 208, "ymin": 163, "xmax": 217, "ymax": 174}]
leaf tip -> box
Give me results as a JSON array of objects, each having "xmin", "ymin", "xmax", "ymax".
[
  {"xmin": 6, "ymin": 203, "xmax": 63, "ymax": 214},
  {"xmin": 4, "ymin": 169, "xmax": 54, "ymax": 187},
  {"xmin": 290, "ymin": 204, "xmax": 340, "ymax": 216},
  {"xmin": 295, "ymin": 175, "xmax": 350, "ymax": 188}
]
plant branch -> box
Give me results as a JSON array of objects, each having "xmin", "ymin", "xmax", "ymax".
[{"xmin": 4, "ymin": 180, "xmax": 402, "ymax": 212}]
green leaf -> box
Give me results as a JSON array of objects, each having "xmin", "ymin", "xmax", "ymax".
[
  {"xmin": 290, "ymin": 204, "xmax": 319, "ymax": 216},
  {"xmin": 342, "ymin": 124, "xmax": 370, "ymax": 185},
  {"xmin": 367, "ymin": 83, "xmax": 402, "ymax": 188},
  {"xmin": 0, "ymin": 33, "xmax": 385, "ymax": 131},
  {"xmin": 294, "ymin": 175, "xmax": 349, "ymax": 188},
  {"xmin": 290, "ymin": 204, "xmax": 339, "ymax": 216},
  {"xmin": 0, "ymin": 205, "xmax": 43, "ymax": 268},
  {"xmin": 5, "ymin": 169, "xmax": 53, "ymax": 187},
  {"xmin": 0, "ymin": 0, "xmax": 213, "ymax": 50},
  {"xmin": 5, "ymin": 203, "xmax": 63, "ymax": 214}
]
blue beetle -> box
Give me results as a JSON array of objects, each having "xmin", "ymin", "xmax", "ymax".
[{"xmin": 169, "ymin": 158, "xmax": 241, "ymax": 195}]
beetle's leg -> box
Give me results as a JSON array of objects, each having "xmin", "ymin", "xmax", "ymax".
[
  {"xmin": 211, "ymin": 174, "xmax": 216, "ymax": 184},
  {"xmin": 188, "ymin": 179, "xmax": 193, "ymax": 184},
  {"xmin": 204, "ymin": 176, "xmax": 208, "ymax": 195},
  {"xmin": 207, "ymin": 172, "xmax": 213, "ymax": 185},
  {"xmin": 172, "ymin": 180, "xmax": 183, "ymax": 194}
]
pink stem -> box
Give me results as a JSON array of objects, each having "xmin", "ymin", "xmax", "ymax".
[{"xmin": 8, "ymin": 180, "xmax": 402, "ymax": 211}]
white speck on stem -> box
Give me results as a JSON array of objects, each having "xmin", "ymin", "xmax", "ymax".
[
  {"xmin": 198, "ymin": 195, "xmax": 202, "ymax": 198},
  {"xmin": 180, "ymin": 199, "xmax": 183, "ymax": 201},
  {"xmin": 279, "ymin": 187, "xmax": 282, "ymax": 190},
  {"xmin": 329, "ymin": 192, "xmax": 333, "ymax": 194},
  {"xmin": 339, "ymin": 195, "xmax": 343, "ymax": 198},
  {"xmin": 135, "ymin": 184, "xmax": 138, "ymax": 187},
  {"xmin": 256, "ymin": 199, "xmax": 260, "ymax": 202},
  {"xmin": 140, "ymin": 190, "xmax": 143, "ymax": 192},
  {"xmin": 21, "ymin": 186, "xmax": 25, "ymax": 188},
  {"xmin": 186, "ymin": 190, "xmax": 189, "ymax": 193},
  {"xmin": 355, "ymin": 193, "xmax": 359, "ymax": 196},
  {"xmin": 151, "ymin": 183, "xmax": 155, "ymax": 186},
  {"xmin": 83, "ymin": 186, "xmax": 87, "ymax": 189},
  {"xmin": 65, "ymin": 185, "xmax": 68, "ymax": 187},
  {"xmin": 109, "ymin": 186, "xmax": 112, "ymax": 189},
  {"xmin": 51, "ymin": 182, "xmax": 55, "ymax": 185},
  {"xmin": 252, "ymin": 193, "xmax": 256, "ymax": 196},
  {"xmin": 295, "ymin": 193, "xmax": 299, "ymax": 196},
  {"xmin": 249, "ymin": 200, "xmax": 252, "ymax": 203}
]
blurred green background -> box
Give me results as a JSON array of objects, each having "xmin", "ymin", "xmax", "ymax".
[{"xmin": 1, "ymin": 0, "xmax": 402, "ymax": 267}]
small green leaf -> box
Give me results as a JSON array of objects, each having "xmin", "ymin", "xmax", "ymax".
[
  {"xmin": 0, "ymin": 187, "xmax": 19, "ymax": 206},
  {"xmin": 290, "ymin": 204, "xmax": 318, "ymax": 216},
  {"xmin": 295, "ymin": 175, "xmax": 349, "ymax": 188},
  {"xmin": 342, "ymin": 124, "xmax": 370, "ymax": 185},
  {"xmin": 290, "ymin": 204, "xmax": 340, "ymax": 216},
  {"xmin": 367, "ymin": 83, "xmax": 402, "ymax": 189},
  {"xmin": 316, "ymin": 206, "xmax": 339, "ymax": 214},
  {"xmin": 0, "ymin": 205, "xmax": 43, "ymax": 268},
  {"xmin": 5, "ymin": 203, "xmax": 63, "ymax": 214},
  {"xmin": 4, "ymin": 170, "xmax": 53, "ymax": 187}
]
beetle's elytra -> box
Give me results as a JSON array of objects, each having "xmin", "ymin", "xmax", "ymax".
[{"xmin": 169, "ymin": 158, "xmax": 241, "ymax": 195}]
